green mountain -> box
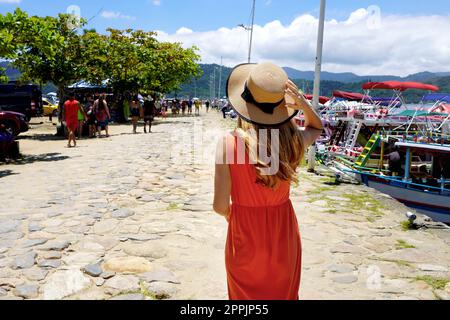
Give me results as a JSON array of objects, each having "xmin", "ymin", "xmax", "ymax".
[
  {"xmin": 174, "ymin": 64, "xmax": 450, "ymax": 103},
  {"xmin": 3, "ymin": 60, "xmax": 450, "ymax": 103}
]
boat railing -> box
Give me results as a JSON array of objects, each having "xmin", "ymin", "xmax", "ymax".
[{"xmin": 342, "ymin": 169, "xmax": 450, "ymax": 194}]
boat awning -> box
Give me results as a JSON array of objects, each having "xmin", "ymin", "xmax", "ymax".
[
  {"xmin": 362, "ymin": 97, "xmax": 402, "ymax": 107},
  {"xmin": 332, "ymin": 90, "xmax": 368, "ymax": 101},
  {"xmin": 304, "ymin": 94, "xmax": 330, "ymax": 104},
  {"xmin": 395, "ymin": 142, "xmax": 450, "ymax": 155},
  {"xmin": 362, "ymin": 81, "xmax": 439, "ymax": 92},
  {"xmin": 423, "ymin": 93, "xmax": 450, "ymax": 103}
]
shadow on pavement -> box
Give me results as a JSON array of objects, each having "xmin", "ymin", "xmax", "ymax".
[
  {"xmin": 0, "ymin": 169, "xmax": 19, "ymax": 179},
  {"xmin": 17, "ymin": 134, "xmax": 64, "ymax": 142},
  {"xmin": 14, "ymin": 153, "xmax": 70, "ymax": 165}
]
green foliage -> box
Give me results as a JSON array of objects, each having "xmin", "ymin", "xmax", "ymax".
[
  {"xmin": 415, "ymin": 276, "xmax": 450, "ymax": 291},
  {"xmin": 395, "ymin": 239, "xmax": 416, "ymax": 250},
  {"xmin": 0, "ymin": 9, "xmax": 202, "ymax": 100}
]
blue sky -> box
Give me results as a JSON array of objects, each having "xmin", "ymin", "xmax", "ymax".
[
  {"xmin": 1, "ymin": 0, "xmax": 450, "ymax": 75},
  {"xmin": 1, "ymin": 0, "xmax": 449, "ymax": 34}
]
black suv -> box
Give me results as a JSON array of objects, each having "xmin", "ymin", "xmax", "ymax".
[{"xmin": 0, "ymin": 82, "xmax": 43, "ymax": 121}]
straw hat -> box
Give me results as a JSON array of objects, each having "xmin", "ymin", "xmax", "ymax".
[{"xmin": 226, "ymin": 62, "xmax": 298, "ymax": 127}]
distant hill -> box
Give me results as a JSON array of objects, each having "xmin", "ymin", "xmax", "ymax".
[
  {"xmin": 0, "ymin": 61, "xmax": 21, "ymax": 80},
  {"xmin": 2, "ymin": 61, "xmax": 449, "ymax": 102},
  {"xmin": 174, "ymin": 64, "xmax": 450, "ymax": 103}
]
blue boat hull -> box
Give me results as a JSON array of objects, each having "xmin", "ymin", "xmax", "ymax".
[{"xmin": 358, "ymin": 174, "xmax": 450, "ymax": 223}]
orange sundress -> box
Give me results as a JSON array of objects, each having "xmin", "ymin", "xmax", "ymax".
[{"xmin": 225, "ymin": 133, "xmax": 302, "ymax": 300}]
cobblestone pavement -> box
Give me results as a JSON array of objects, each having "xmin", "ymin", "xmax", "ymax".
[{"xmin": 0, "ymin": 112, "xmax": 449, "ymax": 300}]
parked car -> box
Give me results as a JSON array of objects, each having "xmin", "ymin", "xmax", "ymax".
[
  {"xmin": 0, "ymin": 111, "xmax": 29, "ymax": 136},
  {"xmin": 0, "ymin": 83, "xmax": 43, "ymax": 121},
  {"xmin": 42, "ymin": 98, "xmax": 59, "ymax": 117}
]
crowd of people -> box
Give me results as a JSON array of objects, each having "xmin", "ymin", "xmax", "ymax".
[
  {"xmin": 161, "ymin": 98, "xmax": 231, "ymax": 118},
  {"xmin": 61, "ymin": 93, "xmax": 233, "ymax": 148},
  {"xmin": 62, "ymin": 92, "xmax": 159, "ymax": 148}
]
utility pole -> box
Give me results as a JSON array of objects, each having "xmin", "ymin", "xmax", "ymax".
[
  {"xmin": 312, "ymin": 0, "xmax": 326, "ymax": 110},
  {"xmin": 218, "ymin": 57, "xmax": 223, "ymax": 99},
  {"xmin": 248, "ymin": 0, "xmax": 256, "ymax": 63},
  {"xmin": 308, "ymin": 0, "xmax": 327, "ymax": 173},
  {"xmin": 213, "ymin": 67, "xmax": 216, "ymax": 99}
]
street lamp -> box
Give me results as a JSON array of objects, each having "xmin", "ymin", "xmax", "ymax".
[{"xmin": 238, "ymin": 0, "xmax": 256, "ymax": 63}]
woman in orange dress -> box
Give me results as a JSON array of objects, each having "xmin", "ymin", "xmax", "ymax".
[{"xmin": 214, "ymin": 62, "xmax": 323, "ymax": 300}]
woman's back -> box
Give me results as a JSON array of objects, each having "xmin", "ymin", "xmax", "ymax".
[{"xmin": 226, "ymin": 133, "xmax": 290, "ymax": 208}]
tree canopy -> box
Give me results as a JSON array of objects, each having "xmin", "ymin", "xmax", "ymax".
[{"xmin": 0, "ymin": 8, "xmax": 202, "ymax": 98}]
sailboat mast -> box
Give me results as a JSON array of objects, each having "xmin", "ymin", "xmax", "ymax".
[
  {"xmin": 312, "ymin": 0, "xmax": 326, "ymax": 110},
  {"xmin": 248, "ymin": 0, "xmax": 256, "ymax": 63},
  {"xmin": 218, "ymin": 56, "xmax": 223, "ymax": 99}
]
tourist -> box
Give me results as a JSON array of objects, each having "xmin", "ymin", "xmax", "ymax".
[
  {"xmin": 63, "ymin": 92, "xmax": 84, "ymax": 148},
  {"xmin": 194, "ymin": 99, "xmax": 201, "ymax": 116},
  {"xmin": 85, "ymin": 95, "xmax": 97, "ymax": 138},
  {"xmin": 143, "ymin": 96, "xmax": 156, "ymax": 133},
  {"xmin": 213, "ymin": 62, "xmax": 323, "ymax": 300},
  {"xmin": 220, "ymin": 102, "xmax": 227, "ymax": 119},
  {"xmin": 385, "ymin": 146, "xmax": 403, "ymax": 176},
  {"xmin": 130, "ymin": 95, "xmax": 142, "ymax": 134},
  {"xmin": 181, "ymin": 100, "xmax": 187, "ymax": 116},
  {"xmin": 188, "ymin": 99, "xmax": 193, "ymax": 115},
  {"xmin": 205, "ymin": 99, "xmax": 210, "ymax": 113},
  {"xmin": 0, "ymin": 124, "xmax": 14, "ymax": 162},
  {"xmin": 95, "ymin": 93, "xmax": 111, "ymax": 138},
  {"xmin": 77, "ymin": 97, "xmax": 88, "ymax": 139}
]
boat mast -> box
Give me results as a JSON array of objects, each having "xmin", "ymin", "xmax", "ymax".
[
  {"xmin": 312, "ymin": 0, "xmax": 326, "ymax": 109},
  {"xmin": 248, "ymin": 0, "xmax": 256, "ymax": 63},
  {"xmin": 308, "ymin": 0, "xmax": 327, "ymax": 173},
  {"xmin": 218, "ymin": 56, "xmax": 223, "ymax": 99}
]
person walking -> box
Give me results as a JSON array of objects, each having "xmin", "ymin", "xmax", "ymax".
[
  {"xmin": 205, "ymin": 99, "xmax": 210, "ymax": 113},
  {"xmin": 94, "ymin": 93, "xmax": 111, "ymax": 138},
  {"xmin": 181, "ymin": 100, "xmax": 187, "ymax": 116},
  {"xmin": 213, "ymin": 62, "xmax": 323, "ymax": 300},
  {"xmin": 85, "ymin": 95, "xmax": 97, "ymax": 138},
  {"xmin": 220, "ymin": 102, "xmax": 228, "ymax": 119},
  {"xmin": 130, "ymin": 95, "xmax": 142, "ymax": 134},
  {"xmin": 63, "ymin": 92, "xmax": 84, "ymax": 148},
  {"xmin": 143, "ymin": 96, "xmax": 156, "ymax": 133},
  {"xmin": 194, "ymin": 99, "xmax": 201, "ymax": 116},
  {"xmin": 188, "ymin": 99, "xmax": 193, "ymax": 115},
  {"xmin": 77, "ymin": 97, "xmax": 88, "ymax": 139}
]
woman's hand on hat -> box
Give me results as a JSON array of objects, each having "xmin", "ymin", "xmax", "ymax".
[{"xmin": 285, "ymin": 80, "xmax": 312, "ymax": 111}]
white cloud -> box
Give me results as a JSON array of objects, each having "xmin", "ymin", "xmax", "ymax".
[
  {"xmin": 153, "ymin": 0, "xmax": 161, "ymax": 6},
  {"xmin": 0, "ymin": 0, "xmax": 22, "ymax": 3},
  {"xmin": 156, "ymin": 9, "xmax": 450, "ymax": 76},
  {"xmin": 100, "ymin": 10, "xmax": 136, "ymax": 21}
]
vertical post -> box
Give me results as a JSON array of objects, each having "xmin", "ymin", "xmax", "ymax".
[
  {"xmin": 312, "ymin": 0, "xmax": 326, "ymax": 110},
  {"xmin": 404, "ymin": 147, "xmax": 411, "ymax": 181},
  {"xmin": 218, "ymin": 57, "xmax": 223, "ymax": 99},
  {"xmin": 379, "ymin": 140, "xmax": 385, "ymax": 171},
  {"xmin": 213, "ymin": 67, "xmax": 216, "ymax": 99},
  {"xmin": 248, "ymin": 0, "xmax": 256, "ymax": 63},
  {"xmin": 307, "ymin": 0, "xmax": 326, "ymax": 173}
]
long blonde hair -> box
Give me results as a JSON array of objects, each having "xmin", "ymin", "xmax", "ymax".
[{"xmin": 236, "ymin": 118, "xmax": 304, "ymax": 189}]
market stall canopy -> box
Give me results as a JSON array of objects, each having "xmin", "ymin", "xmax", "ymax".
[
  {"xmin": 332, "ymin": 90, "xmax": 368, "ymax": 102},
  {"xmin": 304, "ymin": 94, "xmax": 331, "ymax": 104},
  {"xmin": 422, "ymin": 93, "xmax": 450, "ymax": 103},
  {"xmin": 362, "ymin": 81, "xmax": 439, "ymax": 92}
]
